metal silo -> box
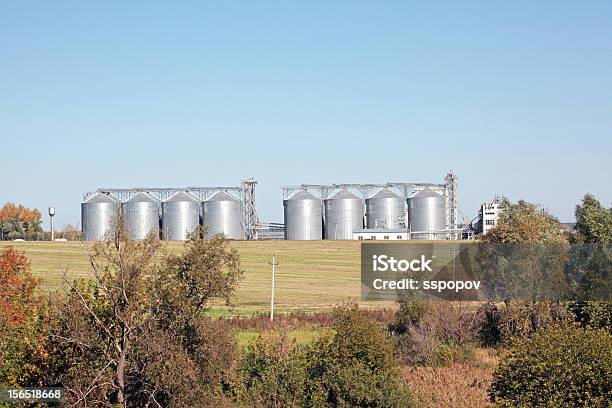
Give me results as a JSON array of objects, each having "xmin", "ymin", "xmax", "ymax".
[
  {"xmin": 283, "ymin": 190, "xmax": 322, "ymax": 240},
  {"xmin": 324, "ymin": 189, "xmax": 363, "ymax": 240},
  {"xmin": 366, "ymin": 188, "xmax": 405, "ymax": 229},
  {"xmin": 202, "ymin": 191, "xmax": 244, "ymax": 240},
  {"xmin": 122, "ymin": 192, "xmax": 160, "ymax": 240},
  {"xmin": 408, "ymin": 188, "xmax": 446, "ymax": 240},
  {"xmin": 81, "ymin": 193, "xmax": 120, "ymax": 241},
  {"xmin": 161, "ymin": 191, "xmax": 199, "ymax": 241}
]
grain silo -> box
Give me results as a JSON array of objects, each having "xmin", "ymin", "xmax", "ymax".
[
  {"xmin": 407, "ymin": 188, "xmax": 446, "ymax": 240},
  {"xmin": 202, "ymin": 191, "xmax": 244, "ymax": 239},
  {"xmin": 122, "ymin": 192, "xmax": 160, "ymax": 240},
  {"xmin": 323, "ymin": 189, "xmax": 364, "ymax": 240},
  {"xmin": 161, "ymin": 191, "xmax": 200, "ymax": 241},
  {"xmin": 283, "ymin": 190, "xmax": 322, "ymax": 240},
  {"xmin": 365, "ymin": 188, "xmax": 405, "ymax": 229},
  {"xmin": 81, "ymin": 192, "xmax": 120, "ymax": 241}
]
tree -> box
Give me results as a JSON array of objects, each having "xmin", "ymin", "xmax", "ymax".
[
  {"xmin": 0, "ymin": 247, "xmax": 50, "ymax": 388},
  {"xmin": 0, "ymin": 246, "xmax": 39, "ymax": 325},
  {"xmin": 572, "ymin": 194, "xmax": 612, "ymax": 244},
  {"xmin": 490, "ymin": 325, "xmax": 612, "ymax": 407},
  {"xmin": 0, "ymin": 203, "xmax": 43, "ymax": 241},
  {"xmin": 303, "ymin": 305, "xmax": 414, "ymax": 407},
  {"xmin": 51, "ymin": 222, "xmax": 243, "ymax": 407},
  {"xmin": 567, "ymin": 194, "xmax": 612, "ymax": 328},
  {"xmin": 479, "ymin": 199, "xmax": 570, "ymax": 301},
  {"xmin": 238, "ymin": 306, "xmax": 415, "ymax": 408},
  {"xmin": 483, "ymin": 198, "xmax": 566, "ymax": 245},
  {"xmin": 61, "ymin": 224, "xmax": 82, "ymax": 241}
]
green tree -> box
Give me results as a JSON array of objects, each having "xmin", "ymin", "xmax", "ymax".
[
  {"xmin": 483, "ymin": 198, "xmax": 566, "ymax": 245},
  {"xmin": 238, "ymin": 331, "xmax": 309, "ymax": 408},
  {"xmin": 479, "ymin": 199, "xmax": 570, "ymax": 301},
  {"xmin": 490, "ymin": 325, "xmax": 612, "ymax": 407},
  {"xmin": 303, "ymin": 306, "xmax": 414, "ymax": 408},
  {"xmin": 567, "ymin": 194, "xmax": 612, "ymax": 329},
  {"xmin": 572, "ymin": 193, "xmax": 612, "ymax": 244},
  {"xmin": 238, "ymin": 306, "xmax": 415, "ymax": 408},
  {"xmin": 51, "ymin": 222, "xmax": 243, "ymax": 407}
]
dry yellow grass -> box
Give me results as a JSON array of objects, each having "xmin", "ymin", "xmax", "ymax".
[
  {"xmin": 1, "ymin": 240, "xmax": 398, "ymax": 314},
  {"xmin": 403, "ymin": 348, "xmax": 498, "ymax": 408}
]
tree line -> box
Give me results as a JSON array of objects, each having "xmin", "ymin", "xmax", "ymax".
[
  {"xmin": 0, "ymin": 193, "xmax": 610, "ymax": 407},
  {"xmin": 0, "ymin": 203, "xmax": 43, "ymax": 241}
]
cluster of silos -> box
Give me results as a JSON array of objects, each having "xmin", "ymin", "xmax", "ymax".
[
  {"xmin": 82, "ymin": 190, "xmax": 244, "ymax": 241},
  {"xmin": 283, "ymin": 186, "xmax": 447, "ymax": 240}
]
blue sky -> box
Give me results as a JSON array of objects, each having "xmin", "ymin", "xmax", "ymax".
[{"xmin": 1, "ymin": 1, "xmax": 611, "ymax": 229}]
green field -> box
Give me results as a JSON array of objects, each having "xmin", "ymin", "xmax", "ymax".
[{"xmin": 1, "ymin": 240, "xmax": 398, "ymax": 314}]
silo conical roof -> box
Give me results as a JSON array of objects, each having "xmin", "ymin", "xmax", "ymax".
[
  {"xmin": 370, "ymin": 188, "xmax": 400, "ymax": 199},
  {"xmin": 329, "ymin": 188, "xmax": 359, "ymax": 200},
  {"xmin": 412, "ymin": 188, "xmax": 442, "ymax": 199},
  {"xmin": 125, "ymin": 192, "xmax": 158, "ymax": 203},
  {"xmin": 287, "ymin": 190, "xmax": 319, "ymax": 200},
  {"xmin": 207, "ymin": 191, "xmax": 239, "ymax": 202},
  {"xmin": 163, "ymin": 191, "xmax": 198, "ymax": 202},
  {"xmin": 84, "ymin": 192, "xmax": 119, "ymax": 204}
]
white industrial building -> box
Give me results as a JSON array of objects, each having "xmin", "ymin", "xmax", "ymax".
[
  {"xmin": 352, "ymin": 228, "xmax": 409, "ymax": 240},
  {"xmin": 477, "ymin": 197, "xmax": 504, "ymax": 235}
]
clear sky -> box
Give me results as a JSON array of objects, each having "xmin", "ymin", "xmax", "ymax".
[{"xmin": 1, "ymin": 1, "xmax": 611, "ymax": 230}]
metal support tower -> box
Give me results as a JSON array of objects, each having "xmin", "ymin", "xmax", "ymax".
[
  {"xmin": 241, "ymin": 178, "xmax": 259, "ymax": 240},
  {"xmin": 444, "ymin": 171, "xmax": 459, "ymax": 240}
]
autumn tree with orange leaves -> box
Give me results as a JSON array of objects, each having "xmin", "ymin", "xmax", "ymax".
[
  {"xmin": 0, "ymin": 246, "xmax": 53, "ymax": 387},
  {"xmin": 0, "ymin": 202, "xmax": 44, "ymax": 240},
  {"xmin": 0, "ymin": 246, "xmax": 40, "ymax": 325}
]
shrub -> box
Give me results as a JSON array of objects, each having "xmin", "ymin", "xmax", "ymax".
[
  {"xmin": 390, "ymin": 298, "xmax": 428, "ymax": 335},
  {"xmin": 495, "ymin": 300, "xmax": 570, "ymax": 342},
  {"xmin": 476, "ymin": 302, "xmax": 501, "ymax": 347},
  {"xmin": 477, "ymin": 300, "xmax": 573, "ymax": 347},
  {"xmin": 238, "ymin": 331, "xmax": 309, "ymax": 408},
  {"xmin": 569, "ymin": 301, "xmax": 612, "ymax": 332},
  {"xmin": 304, "ymin": 305, "xmax": 415, "ymax": 407},
  {"xmin": 238, "ymin": 306, "xmax": 415, "ymax": 408},
  {"xmin": 395, "ymin": 302, "xmax": 481, "ymax": 367},
  {"xmin": 490, "ymin": 324, "xmax": 612, "ymax": 407}
]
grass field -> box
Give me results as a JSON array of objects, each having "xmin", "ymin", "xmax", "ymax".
[{"xmin": 1, "ymin": 240, "xmax": 398, "ymax": 314}]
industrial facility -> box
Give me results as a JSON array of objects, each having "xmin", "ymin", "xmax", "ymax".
[
  {"xmin": 281, "ymin": 172, "xmax": 469, "ymax": 241},
  {"xmin": 81, "ymin": 172, "xmax": 473, "ymax": 242},
  {"xmin": 81, "ymin": 179, "xmax": 259, "ymax": 241}
]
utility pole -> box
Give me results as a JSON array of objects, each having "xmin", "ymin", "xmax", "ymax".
[{"xmin": 269, "ymin": 254, "xmax": 279, "ymax": 321}]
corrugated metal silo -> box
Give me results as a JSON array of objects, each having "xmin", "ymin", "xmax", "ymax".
[
  {"xmin": 202, "ymin": 191, "xmax": 244, "ymax": 239},
  {"xmin": 324, "ymin": 189, "xmax": 363, "ymax": 240},
  {"xmin": 122, "ymin": 192, "xmax": 160, "ymax": 240},
  {"xmin": 283, "ymin": 190, "xmax": 322, "ymax": 240},
  {"xmin": 81, "ymin": 193, "xmax": 120, "ymax": 241},
  {"xmin": 366, "ymin": 188, "xmax": 405, "ymax": 229},
  {"xmin": 407, "ymin": 188, "xmax": 446, "ymax": 239},
  {"xmin": 161, "ymin": 191, "xmax": 199, "ymax": 241}
]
